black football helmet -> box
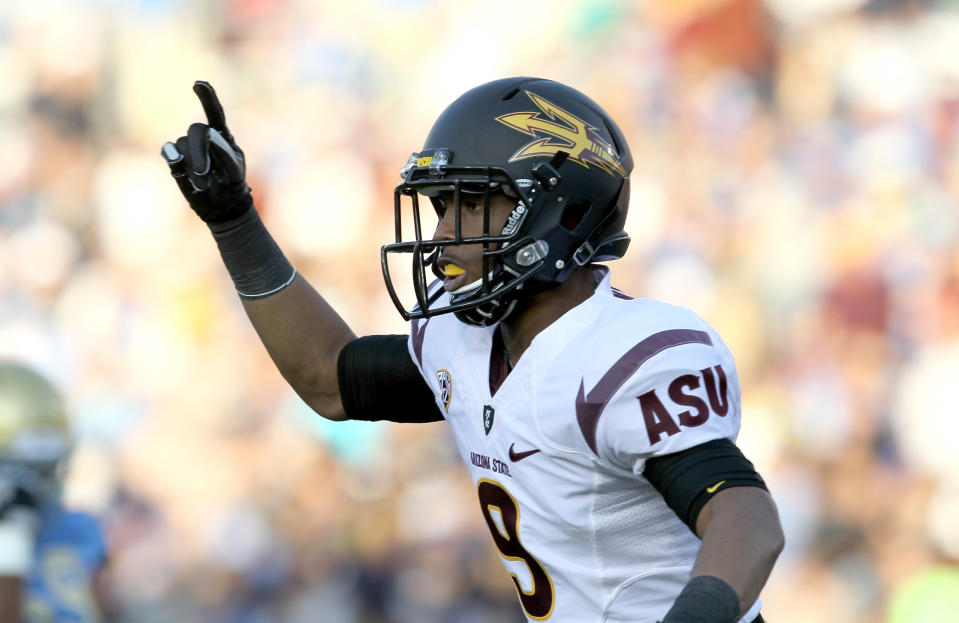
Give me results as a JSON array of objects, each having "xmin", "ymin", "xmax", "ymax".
[{"xmin": 381, "ymin": 77, "xmax": 633, "ymax": 326}]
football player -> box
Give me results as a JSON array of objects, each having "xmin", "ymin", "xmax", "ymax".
[
  {"xmin": 163, "ymin": 77, "xmax": 783, "ymax": 622},
  {"xmin": 0, "ymin": 362, "xmax": 108, "ymax": 622}
]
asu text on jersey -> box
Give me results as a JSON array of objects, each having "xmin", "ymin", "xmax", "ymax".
[{"xmin": 409, "ymin": 268, "xmax": 761, "ymax": 623}]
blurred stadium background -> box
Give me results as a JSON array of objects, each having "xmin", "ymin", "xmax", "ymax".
[{"xmin": 3, "ymin": 0, "xmax": 959, "ymax": 621}]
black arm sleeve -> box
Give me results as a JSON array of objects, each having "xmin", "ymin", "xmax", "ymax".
[
  {"xmin": 643, "ymin": 438, "xmax": 768, "ymax": 534},
  {"xmin": 336, "ymin": 334, "xmax": 444, "ymax": 423}
]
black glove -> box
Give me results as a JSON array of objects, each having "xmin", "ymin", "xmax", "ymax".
[{"xmin": 161, "ymin": 81, "xmax": 253, "ymax": 224}]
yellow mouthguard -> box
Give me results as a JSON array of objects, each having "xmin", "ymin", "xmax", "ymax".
[{"xmin": 443, "ymin": 264, "xmax": 465, "ymax": 277}]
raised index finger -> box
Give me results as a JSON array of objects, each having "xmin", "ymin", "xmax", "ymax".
[{"xmin": 193, "ymin": 80, "xmax": 228, "ymax": 133}]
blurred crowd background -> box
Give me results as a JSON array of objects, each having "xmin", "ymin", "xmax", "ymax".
[{"xmin": 2, "ymin": 0, "xmax": 959, "ymax": 621}]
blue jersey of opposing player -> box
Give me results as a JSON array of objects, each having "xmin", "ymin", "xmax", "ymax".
[
  {"xmin": 23, "ymin": 505, "xmax": 106, "ymax": 623},
  {"xmin": 0, "ymin": 363, "xmax": 108, "ymax": 622}
]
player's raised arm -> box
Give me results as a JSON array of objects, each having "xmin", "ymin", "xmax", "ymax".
[{"xmin": 161, "ymin": 81, "xmax": 355, "ymax": 420}]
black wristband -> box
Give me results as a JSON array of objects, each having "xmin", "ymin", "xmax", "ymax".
[
  {"xmin": 661, "ymin": 576, "xmax": 740, "ymax": 623},
  {"xmin": 207, "ymin": 206, "xmax": 296, "ymax": 298}
]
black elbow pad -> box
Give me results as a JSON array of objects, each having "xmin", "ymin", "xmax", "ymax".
[
  {"xmin": 643, "ymin": 438, "xmax": 768, "ymax": 533},
  {"xmin": 336, "ymin": 334, "xmax": 443, "ymax": 423}
]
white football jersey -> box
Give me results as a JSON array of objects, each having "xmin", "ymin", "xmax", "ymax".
[{"xmin": 408, "ymin": 268, "xmax": 761, "ymax": 623}]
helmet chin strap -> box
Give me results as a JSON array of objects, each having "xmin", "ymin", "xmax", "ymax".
[
  {"xmin": 449, "ymin": 271, "xmax": 495, "ymax": 296},
  {"xmin": 453, "ymin": 297, "xmax": 518, "ymax": 327}
]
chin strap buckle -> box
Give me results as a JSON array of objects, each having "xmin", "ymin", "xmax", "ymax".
[{"xmin": 572, "ymin": 240, "xmax": 595, "ymax": 267}]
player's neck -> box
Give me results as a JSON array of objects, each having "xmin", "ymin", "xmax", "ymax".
[{"xmin": 499, "ymin": 267, "xmax": 600, "ymax": 365}]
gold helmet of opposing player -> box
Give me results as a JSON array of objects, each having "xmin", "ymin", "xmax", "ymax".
[{"xmin": 0, "ymin": 362, "xmax": 71, "ymax": 471}]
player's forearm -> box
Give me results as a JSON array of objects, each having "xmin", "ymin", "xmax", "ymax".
[
  {"xmin": 242, "ymin": 274, "xmax": 356, "ymax": 421},
  {"xmin": 691, "ymin": 487, "xmax": 784, "ymax": 617},
  {"xmin": 207, "ymin": 207, "xmax": 356, "ymax": 420},
  {"xmin": 0, "ymin": 576, "xmax": 24, "ymax": 623}
]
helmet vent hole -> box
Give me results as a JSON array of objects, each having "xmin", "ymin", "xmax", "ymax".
[
  {"xmin": 560, "ymin": 202, "xmax": 590, "ymax": 232},
  {"xmin": 502, "ymin": 87, "xmax": 521, "ymax": 101}
]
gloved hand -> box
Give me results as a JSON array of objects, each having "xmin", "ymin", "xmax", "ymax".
[{"xmin": 161, "ymin": 81, "xmax": 253, "ymax": 223}]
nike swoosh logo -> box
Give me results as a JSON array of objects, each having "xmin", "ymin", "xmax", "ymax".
[
  {"xmin": 706, "ymin": 480, "xmax": 726, "ymax": 494},
  {"xmin": 508, "ymin": 443, "xmax": 541, "ymax": 462}
]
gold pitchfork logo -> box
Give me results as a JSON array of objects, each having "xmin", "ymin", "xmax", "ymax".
[{"xmin": 495, "ymin": 91, "xmax": 626, "ymax": 177}]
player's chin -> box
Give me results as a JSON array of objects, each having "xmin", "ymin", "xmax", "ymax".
[{"xmin": 443, "ymin": 272, "xmax": 468, "ymax": 292}]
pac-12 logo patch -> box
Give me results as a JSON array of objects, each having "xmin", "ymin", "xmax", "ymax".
[
  {"xmin": 436, "ymin": 369, "xmax": 452, "ymax": 412},
  {"xmin": 483, "ymin": 405, "xmax": 495, "ymax": 435}
]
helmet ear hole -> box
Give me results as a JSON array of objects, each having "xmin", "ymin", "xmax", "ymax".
[{"xmin": 560, "ymin": 202, "xmax": 590, "ymax": 233}]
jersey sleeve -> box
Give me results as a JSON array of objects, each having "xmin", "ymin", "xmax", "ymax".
[
  {"xmin": 39, "ymin": 510, "xmax": 108, "ymax": 570},
  {"xmin": 72, "ymin": 512, "xmax": 108, "ymax": 570},
  {"xmin": 407, "ymin": 317, "xmax": 452, "ymax": 419},
  {"xmin": 591, "ymin": 333, "xmax": 743, "ymax": 477}
]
